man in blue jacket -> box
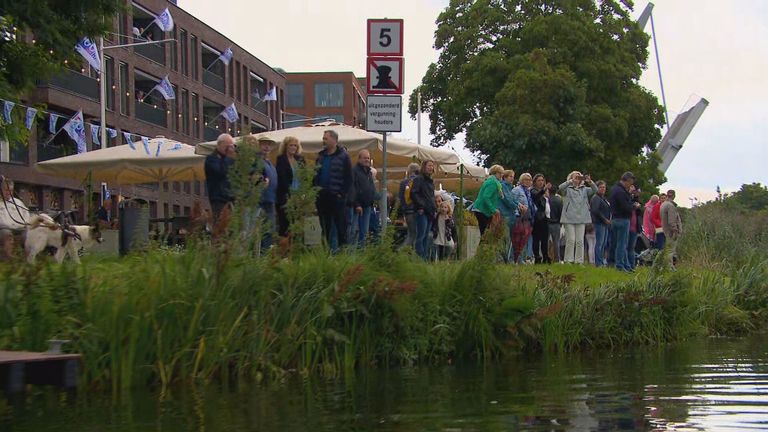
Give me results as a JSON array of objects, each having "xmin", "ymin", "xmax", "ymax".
[
  {"xmin": 204, "ymin": 134, "xmax": 235, "ymax": 223},
  {"xmin": 314, "ymin": 130, "xmax": 352, "ymax": 250},
  {"xmin": 256, "ymin": 136, "xmax": 278, "ymax": 250},
  {"xmin": 609, "ymin": 172, "xmax": 640, "ymax": 272}
]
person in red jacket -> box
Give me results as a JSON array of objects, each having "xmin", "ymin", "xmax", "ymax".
[{"xmin": 651, "ymin": 193, "xmax": 667, "ymax": 249}]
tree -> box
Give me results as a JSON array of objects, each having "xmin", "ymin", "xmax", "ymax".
[
  {"xmin": 723, "ymin": 183, "xmax": 768, "ymax": 212},
  {"xmin": 410, "ymin": 0, "xmax": 666, "ymax": 191},
  {"xmin": 0, "ymin": 0, "xmax": 121, "ymax": 142}
]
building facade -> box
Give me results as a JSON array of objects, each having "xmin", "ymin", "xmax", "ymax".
[
  {"xmin": 284, "ymin": 72, "xmax": 366, "ymax": 128},
  {"xmin": 0, "ymin": 0, "xmax": 285, "ymax": 222}
]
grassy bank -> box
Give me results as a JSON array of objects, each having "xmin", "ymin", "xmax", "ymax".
[{"xmin": 0, "ymin": 205, "xmax": 766, "ymax": 393}]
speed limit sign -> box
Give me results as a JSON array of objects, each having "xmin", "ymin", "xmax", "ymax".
[{"xmin": 367, "ymin": 19, "xmax": 403, "ymax": 57}]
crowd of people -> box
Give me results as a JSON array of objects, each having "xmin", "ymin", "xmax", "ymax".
[
  {"xmin": 470, "ymin": 167, "xmax": 683, "ymax": 271},
  {"xmin": 203, "ymin": 131, "xmax": 683, "ymax": 271}
]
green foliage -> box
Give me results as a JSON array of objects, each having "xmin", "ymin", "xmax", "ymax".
[
  {"xmin": 720, "ymin": 183, "xmax": 768, "ymax": 211},
  {"xmin": 410, "ymin": 0, "xmax": 666, "ymax": 191}
]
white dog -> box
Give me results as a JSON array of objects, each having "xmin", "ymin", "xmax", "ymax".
[{"xmin": 25, "ymin": 214, "xmax": 103, "ymax": 263}]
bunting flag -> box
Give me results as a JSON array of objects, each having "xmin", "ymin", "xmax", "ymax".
[
  {"xmin": 49, "ymin": 113, "xmax": 60, "ymax": 133},
  {"xmin": 221, "ymin": 103, "xmax": 238, "ymax": 123},
  {"xmin": 25, "ymin": 107, "xmax": 37, "ymax": 130},
  {"xmin": 154, "ymin": 8, "xmax": 174, "ymax": 32},
  {"xmin": 155, "ymin": 139, "xmax": 164, "ymax": 157},
  {"xmin": 168, "ymin": 143, "xmax": 183, "ymax": 151},
  {"xmin": 62, "ymin": 111, "xmax": 87, "ymax": 154},
  {"xmin": 264, "ymin": 86, "xmax": 277, "ymax": 101},
  {"xmin": 107, "ymin": 128, "xmax": 117, "ymax": 139},
  {"xmin": 123, "ymin": 132, "xmax": 136, "ymax": 150},
  {"xmin": 218, "ymin": 47, "xmax": 233, "ymax": 66},
  {"xmin": 141, "ymin": 136, "xmax": 150, "ymax": 155},
  {"xmin": 75, "ymin": 37, "xmax": 101, "ymax": 73},
  {"xmin": 2, "ymin": 101, "xmax": 14, "ymax": 124},
  {"xmin": 152, "ymin": 75, "xmax": 175, "ymax": 100},
  {"xmin": 91, "ymin": 124, "xmax": 100, "ymax": 147}
]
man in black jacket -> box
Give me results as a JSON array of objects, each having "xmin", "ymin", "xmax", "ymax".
[
  {"xmin": 411, "ymin": 160, "xmax": 437, "ymax": 260},
  {"xmin": 608, "ymin": 172, "xmax": 639, "ymax": 272},
  {"xmin": 204, "ymin": 133, "xmax": 235, "ymax": 222},
  {"xmin": 348, "ymin": 149, "xmax": 378, "ymax": 247},
  {"xmin": 546, "ymin": 185, "xmax": 563, "ymax": 263},
  {"xmin": 314, "ymin": 130, "xmax": 352, "ymax": 250}
]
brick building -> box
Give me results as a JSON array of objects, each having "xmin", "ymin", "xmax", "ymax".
[
  {"xmin": 284, "ymin": 72, "xmax": 366, "ymax": 128},
  {"xmin": 0, "ymin": 0, "xmax": 285, "ymax": 221}
]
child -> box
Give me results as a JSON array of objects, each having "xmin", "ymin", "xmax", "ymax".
[{"xmin": 432, "ymin": 200, "xmax": 455, "ymax": 260}]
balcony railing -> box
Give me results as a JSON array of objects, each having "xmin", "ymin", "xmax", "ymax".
[
  {"xmin": 46, "ymin": 69, "xmax": 99, "ymax": 100},
  {"xmin": 204, "ymin": 126, "xmax": 220, "ymax": 142},
  {"xmin": 251, "ymin": 93, "xmax": 267, "ymax": 114},
  {"xmin": 136, "ymin": 101, "xmax": 167, "ymax": 127},
  {"xmin": 203, "ymin": 70, "xmax": 225, "ymax": 93},
  {"xmin": 135, "ymin": 43, "xmax": 165, "ymax": 65}
]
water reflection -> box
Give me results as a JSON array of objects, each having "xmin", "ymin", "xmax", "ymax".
[{"xmin": 2, "ymin": 334, "xmax": 767, "ymax": 431}]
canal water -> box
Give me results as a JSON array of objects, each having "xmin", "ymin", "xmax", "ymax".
[{"xmin": 3, "ymin": 334, "xmax": 768, "ymax": 431}]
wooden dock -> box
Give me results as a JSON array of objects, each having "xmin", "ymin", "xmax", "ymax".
[{"xmin": 0, "ymin": 350, "xmax": 81, "ymax": 393}]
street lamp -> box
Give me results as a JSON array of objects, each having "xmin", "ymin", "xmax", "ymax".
[{"xmin": 98, "ymin": 36, "xmax": 174, "ymax": 146}]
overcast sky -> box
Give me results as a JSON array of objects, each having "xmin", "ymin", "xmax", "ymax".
[{"xmin": 182, "ymin": 0, "xmax": 767, "ymax": 205}]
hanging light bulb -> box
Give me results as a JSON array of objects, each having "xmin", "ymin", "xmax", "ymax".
[{"xmin": 64, "ymin": 59, "xmax": 68, "ymax": 64}]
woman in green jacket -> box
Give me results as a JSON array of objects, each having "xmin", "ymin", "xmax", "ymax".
[{"xmin": 472, "ymin": 165, "xmax": 504, "ymax": 236}]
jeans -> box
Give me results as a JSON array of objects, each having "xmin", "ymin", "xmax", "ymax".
[
  {"xmin": 627, "ymin": 231, "xmax": 638, "ymax": 269},
  {"xmin": 655, "ymin": 232, "xmax": 666, "ymax": 250},
  {"xmin": 611, "ymin": 218, "xmax": 631, "ymax": 270},
  {"xmin": 594, "ymin": 223, "xmax": 609, "ymax": 267},
  {"xmin": 403, "ymin": 212, "xmax": 418, "ymax": 249},
  {"xmin": 350, "ymin": 206, "xmax": 372, "ymax": 247},
  {"xmin": 316, "ymin": 191, "xmax": 348, "ymax": 251},
  {"xmin": 259, "ymin": 203, "xmax": 276, "ymax": 251},
  {"xmin": 415, "ymin": 213, "xmax": 432, "ymax": 260}
]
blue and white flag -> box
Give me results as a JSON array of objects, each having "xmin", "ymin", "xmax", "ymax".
[
  {"xmin": 25, "ymin": 107, "xmax": 37, "ymax": 130},
  {"xmin": 63, "ymin": 111, "xmax": 87, "ymax": 154},
  {"xmin": 155, "ymin": 139, "xmax": 164, "ymax": 157},
  {"xmin": 75, "ymin": 37, "xmax": 101, "ymax": 73},
  {"xmin": 168, "ymin": 143, "xmax": 183, "ymax": 151},
  {"xmin": 141, "ymin": 136, "xmax": 150, "ymax": 155},
  {"xmin": 153, "ymin": 75, "xmax": 175, "ymax": 100},
  {"xmin": 91, "ymin": 124, "xmax": 101, "ymax": 147},
  {"xmin": 107, "ymin": 128, "xmax": 117, "ymax": 139},
  {"xmin": 221, "ymin": 103, "xmax": 238, "ymax": 123},
  {"xmin": 264, "ymin": 86, "xmax": 277, "ymax": 101},
  {"xmin": 154, "ymin": 8, "xmax": 174, "ymax": 32},
  {"xmin": 2, "ymin": 101, "xmax": 14, "ymax": 124},
  {"xmin": 123, "ymin": 132, "xmax": 136, "ymax": 150},
  {"xmin": 49, "ymin": 113, "xmax": 60, "ymax": 133},
  {"xmin": 218, "ymin": 47, "xmax": 233, "ymax": 66}
]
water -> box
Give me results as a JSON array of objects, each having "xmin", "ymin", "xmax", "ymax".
[{"xmin": 3, "ymin": 335, "xmax": 768, "ymax": 431}]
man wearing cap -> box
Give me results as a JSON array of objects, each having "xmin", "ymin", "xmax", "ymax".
[
  {"xmin": 205, "ymin": 133, "xmax": 236, "ymax": 222},
  {"xmin": 314, "ymin": 129, "xmax": 352, "ymax": 250},
  {"xmin": 660, "ymin": 189, "xmax": 682, "ymax": 269},
  {"xmin": 255, "ymin": 135, "xmax": 278, "ymax": 250},
  {"xmin": 609, "ymin": 172, "xmax": 640, "ymax": 272}
]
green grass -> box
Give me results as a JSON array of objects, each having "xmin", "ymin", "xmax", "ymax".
[{"xmin": 0, "ymin": 204, "xmax": 766, "ymax": 392}]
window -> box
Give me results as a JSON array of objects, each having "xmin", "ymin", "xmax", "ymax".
[
  {"xmin": 36, "ymin": 114, "xmax": 76, "ymax": 162},
  {"xmin": 104, "ymin": 55, "xmax": 115, "ymax": 111},
  {"xmin": 179, "ymin": 29, "xmax": 188, "ymax": 76},
  {"xmin": 0, "ymin": 137, "xmax": 29, "ymax": 165},
  {"xmin": 283, "ymin": 113, "xmax": 307, "ymax": 127},
  {"xmin": 171, "ymin": 85, "xmax": 179, "ymax": 131},
  {"xmin": 286, "ymin": 83, "xmax": 304, "ymax": 108},
  {"xmin": 191, "ymin": 93, "xmax": 200, "ymax": 138},
  {"xmin": 314, "ymin": 83, "xmax": 344, "ymax": 107},
  {"xmin": 191, "ymin": 35, "xmax": 199, "ymax": 80},
  {"xmin": 119, "ymin": 62, "xmax": 129, "ymax": 115},
  {"xmin": 131, "ymin": 3, "xmax": 165, "ymax": 65},
  {"xmin": 170, "ymin": 28, "xmax": 178, "ymax": 72},
  {"xmin": 323, "ymin": 114, "xmax": 345, "ymax": 124},
  {"xmin": 183, "ymin": 182, "xmax": 191, "ymax": 194},
  {"xmin": 235, "ymin": 62, "xmax": 241, "ymax": 101},
  {"xmin": 250, "ymin": 121, "xmax": 267, "ymax": 134},
  {"xmin": 201, "ymin": 43, "xmax": 224, "ymax": 93},
  {"xmin": 181, "ymin": 89, "xmax": 189, "ymax": 135},
  {"xmin": 117, "ymin": 12, "xmax": 127, "ymax": 44}
]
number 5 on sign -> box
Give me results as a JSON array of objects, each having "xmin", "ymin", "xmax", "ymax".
[{"xmin": 367, "ymin": 19, "xmax": 403, "ymax": 57}]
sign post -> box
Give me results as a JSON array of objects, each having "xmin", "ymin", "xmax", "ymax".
[{"xmin": 367, "ymin": 18, "xmax": 404, "ymax": 229}]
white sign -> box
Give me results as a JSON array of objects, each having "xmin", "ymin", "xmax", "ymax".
[
  {"xmin": 367, "ymin": 19, "xmax": 403, "ymax": 56},
  {"xmin": 366, "ymin": 95, "xmax": 402, "ymax": 132},
  {"xmin": 366, "ymin": 57, "xmax": 404, "ymax": 95}
]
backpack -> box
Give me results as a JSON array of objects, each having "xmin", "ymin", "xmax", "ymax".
[{"xmin": 404, "ymin": 178, "xmax": 415, "ymax": 206}]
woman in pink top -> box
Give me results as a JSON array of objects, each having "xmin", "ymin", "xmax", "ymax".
[
  {"xmin": 642, "ymin": 195, "xmax": 659, "ymax": 247},
  {"xmin": 651, "ymin": 193, "xmax": 667, "ymax": 249}
]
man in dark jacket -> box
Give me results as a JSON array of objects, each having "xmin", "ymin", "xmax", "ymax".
[
  {"xmin": 411, "ymin": 160, "xmax": 437, "ymax": 260},
  {"xmin": 546, "ymin": 185, "xmax": 563, "ymax": 263},
  {"xmin": 255, "ymin": 136, "xmax": 278, "ymax": 250},
  {"xmin": 398, "ymin": 163, "xmax": 420, "ymax": 249},
  {"xmin": 348, "ymin": 149, "xmax": 378, "ymax": 247},
  {"xmin": 608, "ymin": 172, "xmax": 639, "ymax": 272},
  {"xmin": 530, "ymin": 174, "xmax": 549, "ymax": 264},
  {"xmin": 314, "ymin": 129, "xmax": 352, "ymax": 250},
  {"xmin": 204, "ymin": 133, "xmax": 235, "ymax": 222}
]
